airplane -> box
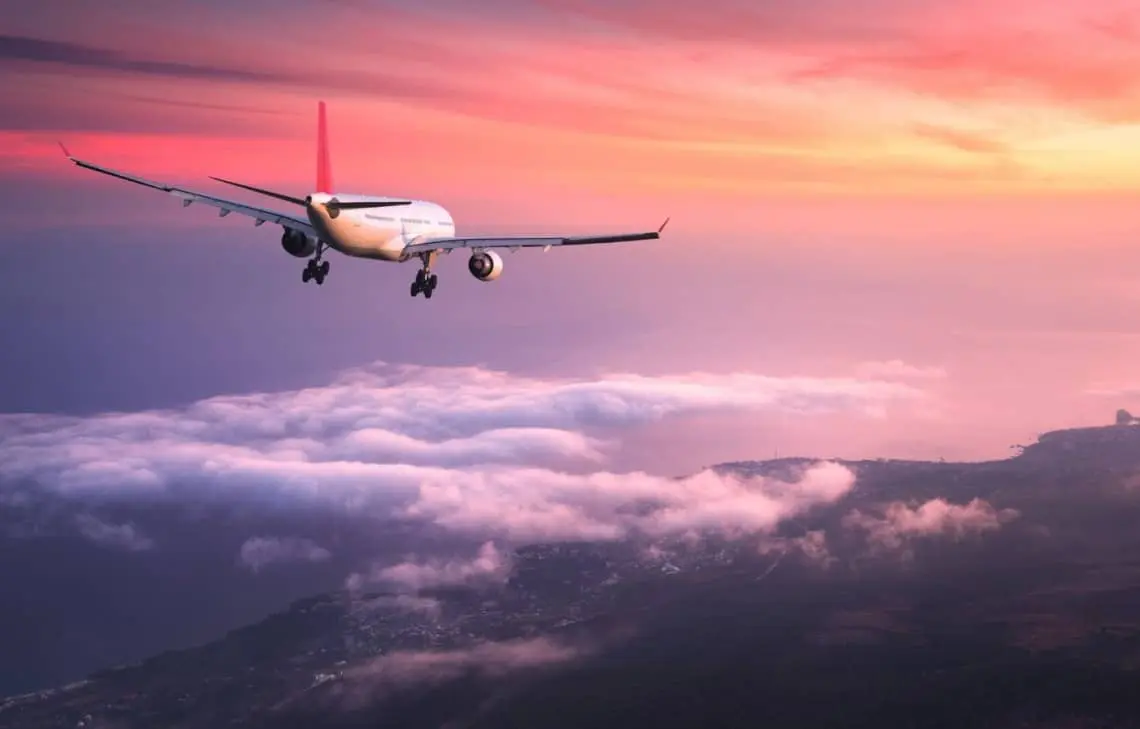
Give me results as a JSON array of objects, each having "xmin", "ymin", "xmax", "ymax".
[{"xmin": 62, "ymin": 101, "xmax": 669, "ymax": 299}]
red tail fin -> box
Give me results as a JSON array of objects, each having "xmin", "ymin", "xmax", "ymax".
[{"xmin": 316, "ymin": 101, "xmax": 333, "ymax": 193}]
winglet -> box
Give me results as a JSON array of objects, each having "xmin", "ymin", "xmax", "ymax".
[
  {"xmin": 58, "ymin": 141, "xmax": 73, "ymax": 159},
  {"xmin": 658, "ymin": 217, "xmax": 670, "ymax": 234}
]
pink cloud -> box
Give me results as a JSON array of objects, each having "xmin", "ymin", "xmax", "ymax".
[
  {"xmin": 758, "ymin": 529, "xmax": 835, "ymax": 569},
  {"xmin": 787, "ymin": 10, "xmax": 1140, "ymax": 121},
  {"xmin": 237, "ymin": 536, "xmax": 332, "ymax": 572},
  {"xmin": 404, "ymin": 461, "xmax": 855, "ymax": 544},
  {"xmin": 336, "ymin": 636, "xmax": 592, "ymax": 707},
  {"xmin": 352, "ymin": 541, "xmax": 513, "ymax": 592},
  {"xmin": 73, "ymin": 513, "xmax": 153, "ymax": 552},
  {"xmin": 5, "ymin": 0, "xmax": 1139, "ymax": 207}
]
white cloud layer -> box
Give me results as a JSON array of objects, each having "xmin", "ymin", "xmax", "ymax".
[
  {"xmin": 0, "ymin": 361, "xmax": 924, "ymax": 550},
  {"xmin": 842, "ymin": 497, "xmax": 1019, "ymax": 555},
  {"xmin": 855, "ymin": 360, "xmax": 947, "ymax": 381},
  {"xmin": 403, "ymin": 461, "xmax": 855, "ymax": 543},
  {"xmin": 0, "ymin": 360, "xmax": 920, "ymax": 492}
]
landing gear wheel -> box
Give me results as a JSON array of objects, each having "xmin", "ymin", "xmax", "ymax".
[
  {"xmin": 411, "ymin": 269, "xmax": 436, "ymax": 298},
  {"xmin": 302, "ymin": 259, "xmax": 329, "ymax": 285}
]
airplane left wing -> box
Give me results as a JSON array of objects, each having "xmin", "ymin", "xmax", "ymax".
[
  {"xmin": 402, "ymin": 218, "xmax": 670, "ymax": 255},
  {"xmin": 61, "ymin": 146, "xmax": 317, "ymax": 236}
]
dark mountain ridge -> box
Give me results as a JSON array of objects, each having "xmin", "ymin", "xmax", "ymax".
[{"xmin": 5, "ymin": 423, "xmax": 1140, "ymax": 728}]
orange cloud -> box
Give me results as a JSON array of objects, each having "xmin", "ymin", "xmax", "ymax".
[
  {"xmin": 5, "ymin": 0, "xmax": 1140, "ymax": 202},
  {"xmin": 910, "ymin": 124, "xmax": 1009, "ymax": 155}
]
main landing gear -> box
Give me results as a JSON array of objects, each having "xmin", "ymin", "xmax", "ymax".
[
  {"xmin": 411, "ymin": 269, "xmax": 438, "ymax": 298},
  {"xmin": 302, "ymin": 244, "xmax": 329, "ymax": 285},
  {"xmin": 410, "ymin": 253, "xmax": 438, "ymax": 299}
]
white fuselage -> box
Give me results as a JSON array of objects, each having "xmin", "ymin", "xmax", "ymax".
[{"xmin": 306, "ymin": 192, "xmax": 454, "ymax": 262}]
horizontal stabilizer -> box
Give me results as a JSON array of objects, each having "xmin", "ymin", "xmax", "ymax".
[
  {"xmin": 326, "ymin": 199, "xmax": 412, "ymax": 210},
  {"xmin": 209, "ymin": 177, "xmax": 411, "ymax": 211}
]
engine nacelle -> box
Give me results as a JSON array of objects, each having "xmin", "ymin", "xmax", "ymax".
[
  {"xmin": 280, "ymin": 228, "xmax": 317, "ymax": 258},
  {"xmin": 468, "ymin": 251, "xmax": 504, "ymax": 282}
]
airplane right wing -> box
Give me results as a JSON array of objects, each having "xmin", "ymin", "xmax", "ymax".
[
  {"xmin": 402, "ymin": 218, "xmax": 670, "ymax": 256},
  {"xmin": 61, "ymin": 147, "xmax": 317, "ymax": 236}
]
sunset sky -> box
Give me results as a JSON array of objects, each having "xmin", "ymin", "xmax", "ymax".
[{"xmin": 5, "ymin": 0, "xmax": 1140, "ymax": 466}]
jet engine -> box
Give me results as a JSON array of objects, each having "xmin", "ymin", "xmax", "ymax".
[
  {"xmin": 467, "ymin": 251, "xmax": 504, "ymax": 282},
  {"xmin": 280, "ymin": 228, "xmax": 317, "ymax": 258}
]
